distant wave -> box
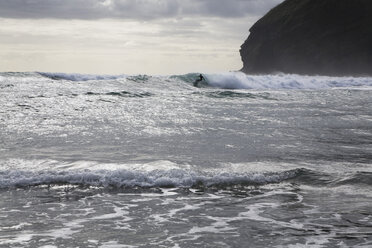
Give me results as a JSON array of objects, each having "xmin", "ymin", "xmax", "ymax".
[
  {"xmin": 202, "ymin": 72, "xmax": 372, "ymax": 90},
  {"xmin": 23, "ymin": 71, "xmax": 372, "ymax": 90},
  {"xmin": 38, "ymin": 72, "xmax": 127, "ymax": 81},
  {"xmin": 86, "ymin": 91, "xmax": 154, "ymax": 98},
  {"xmin": 0, "ymin": 167, "xmax": 300, "ymax": 189}
]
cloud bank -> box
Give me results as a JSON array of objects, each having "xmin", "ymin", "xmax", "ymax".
[
  {"xmin": 0, "ymin": 0, "xmax": 282, "ymax": 20},
  {"xmin": 0, "ymin": 0, "xmax": 284, "ymax": 74}
]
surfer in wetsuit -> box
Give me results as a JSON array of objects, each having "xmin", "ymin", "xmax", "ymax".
[{"xmin": 193, "ymin": 74, "xmax": 204, "ymax": 87}]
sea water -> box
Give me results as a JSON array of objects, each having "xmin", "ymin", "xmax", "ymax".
[{"xmin": 0, "ymin": 72, "xmax": 372, "ymax": 247}]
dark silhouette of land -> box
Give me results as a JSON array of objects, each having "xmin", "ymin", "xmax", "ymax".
[{"xmin": 240, "ymin": 0, "xmax": 372, "ymax": 76}]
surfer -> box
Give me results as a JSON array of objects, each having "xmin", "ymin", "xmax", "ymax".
[{"xmin": 193, "ymin": 74, "xmax": 204, "ymax": 87}]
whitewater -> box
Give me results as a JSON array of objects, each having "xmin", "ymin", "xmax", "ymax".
[{"xmin": 1, "ymin": 71, "xmax": 372, "ymax": 247}]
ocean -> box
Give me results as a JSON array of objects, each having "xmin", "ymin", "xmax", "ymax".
[{"xmin": 1, "ymin": 71, "xmax": 372, "ymax": 247}]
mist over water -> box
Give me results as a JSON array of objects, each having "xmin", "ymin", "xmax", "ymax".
[{"xmin": 1, "ymin": 72, "xmax": 372, "ymax": 247}]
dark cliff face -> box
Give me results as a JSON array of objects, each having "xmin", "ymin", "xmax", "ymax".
[{"xmin": 240, "ymin": 0, "xmax": 372, "ymax": 76}]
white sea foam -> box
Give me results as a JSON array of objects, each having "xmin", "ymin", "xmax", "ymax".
[{"xmin": 204, "ymin": 72, "xmax": 372, "ymax": 90}]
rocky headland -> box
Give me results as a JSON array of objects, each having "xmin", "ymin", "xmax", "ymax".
[{"xmin": 240, "ymin": 0, "xmax": 372, "ymax": 76}]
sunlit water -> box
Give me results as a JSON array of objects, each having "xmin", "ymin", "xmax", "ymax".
[{"xmin": 1, "ymin": 72, "xmax": 372, "ymax": 247}]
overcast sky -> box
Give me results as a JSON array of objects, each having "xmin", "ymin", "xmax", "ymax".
[{"xmin": 0, "ymin": 0, "xmax": 283, "ymax": 74}]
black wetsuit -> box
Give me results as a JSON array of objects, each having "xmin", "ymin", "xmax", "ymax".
[{"xmin": 194, "ymin": 74, "xmax": 204, "ymax": 87}]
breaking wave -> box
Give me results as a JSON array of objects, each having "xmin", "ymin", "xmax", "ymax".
[
  {"xmin": 202, "ymin": 72, "xmax": 372, "ymax": 90},
  {"xmin": 1, "ymin": 158, "xmax": 372, "ymax": 189},
  {"xmin": 0, "ymin": 165, "xmax": 301, "ymax": 189},
  {"xmin": 34, "ymin": 71, "xmax": 372, "ymax": 90},
  {"xmin": 38, "ymin": 72, "xmax": 127, "ymax": 81}
]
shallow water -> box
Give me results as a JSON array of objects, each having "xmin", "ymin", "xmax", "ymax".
[{"xmin": 1, "ymin": 72, "xmax": 372, "ymax": 247}]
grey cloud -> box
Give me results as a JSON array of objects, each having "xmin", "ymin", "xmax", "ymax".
[
  {"xmin": 185, "ymin": 0, "xmax": 282, "ymax": 18},
  {"xmin": 0, "ymin": 0, "xmax": 283, "ymax": 20}
]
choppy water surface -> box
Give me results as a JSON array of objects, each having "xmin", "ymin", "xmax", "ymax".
[{"xmin": 1, "ymin": 72, "xmax": 372, "ymax": 247}]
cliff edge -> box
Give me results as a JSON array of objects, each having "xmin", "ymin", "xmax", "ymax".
[{"xmin": 240, "ymin": 0, "xmax": 372, "ymax": 76}]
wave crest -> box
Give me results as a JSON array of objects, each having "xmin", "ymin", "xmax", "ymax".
[
  {"xmin": 203, "ymin": 72, "xmax": 372, "ymax": 90},
  {"xmin": 0, "ymin": 168, "xmax": 301, "ymax": 189},
  {"xmin": 38, "ymin": 72, "xmax": 127, "ymax": 81}
]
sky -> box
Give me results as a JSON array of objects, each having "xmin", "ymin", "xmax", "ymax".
[{"xmin": 0, "ymin": 0, "xmax": 283, "ymax": 75}]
